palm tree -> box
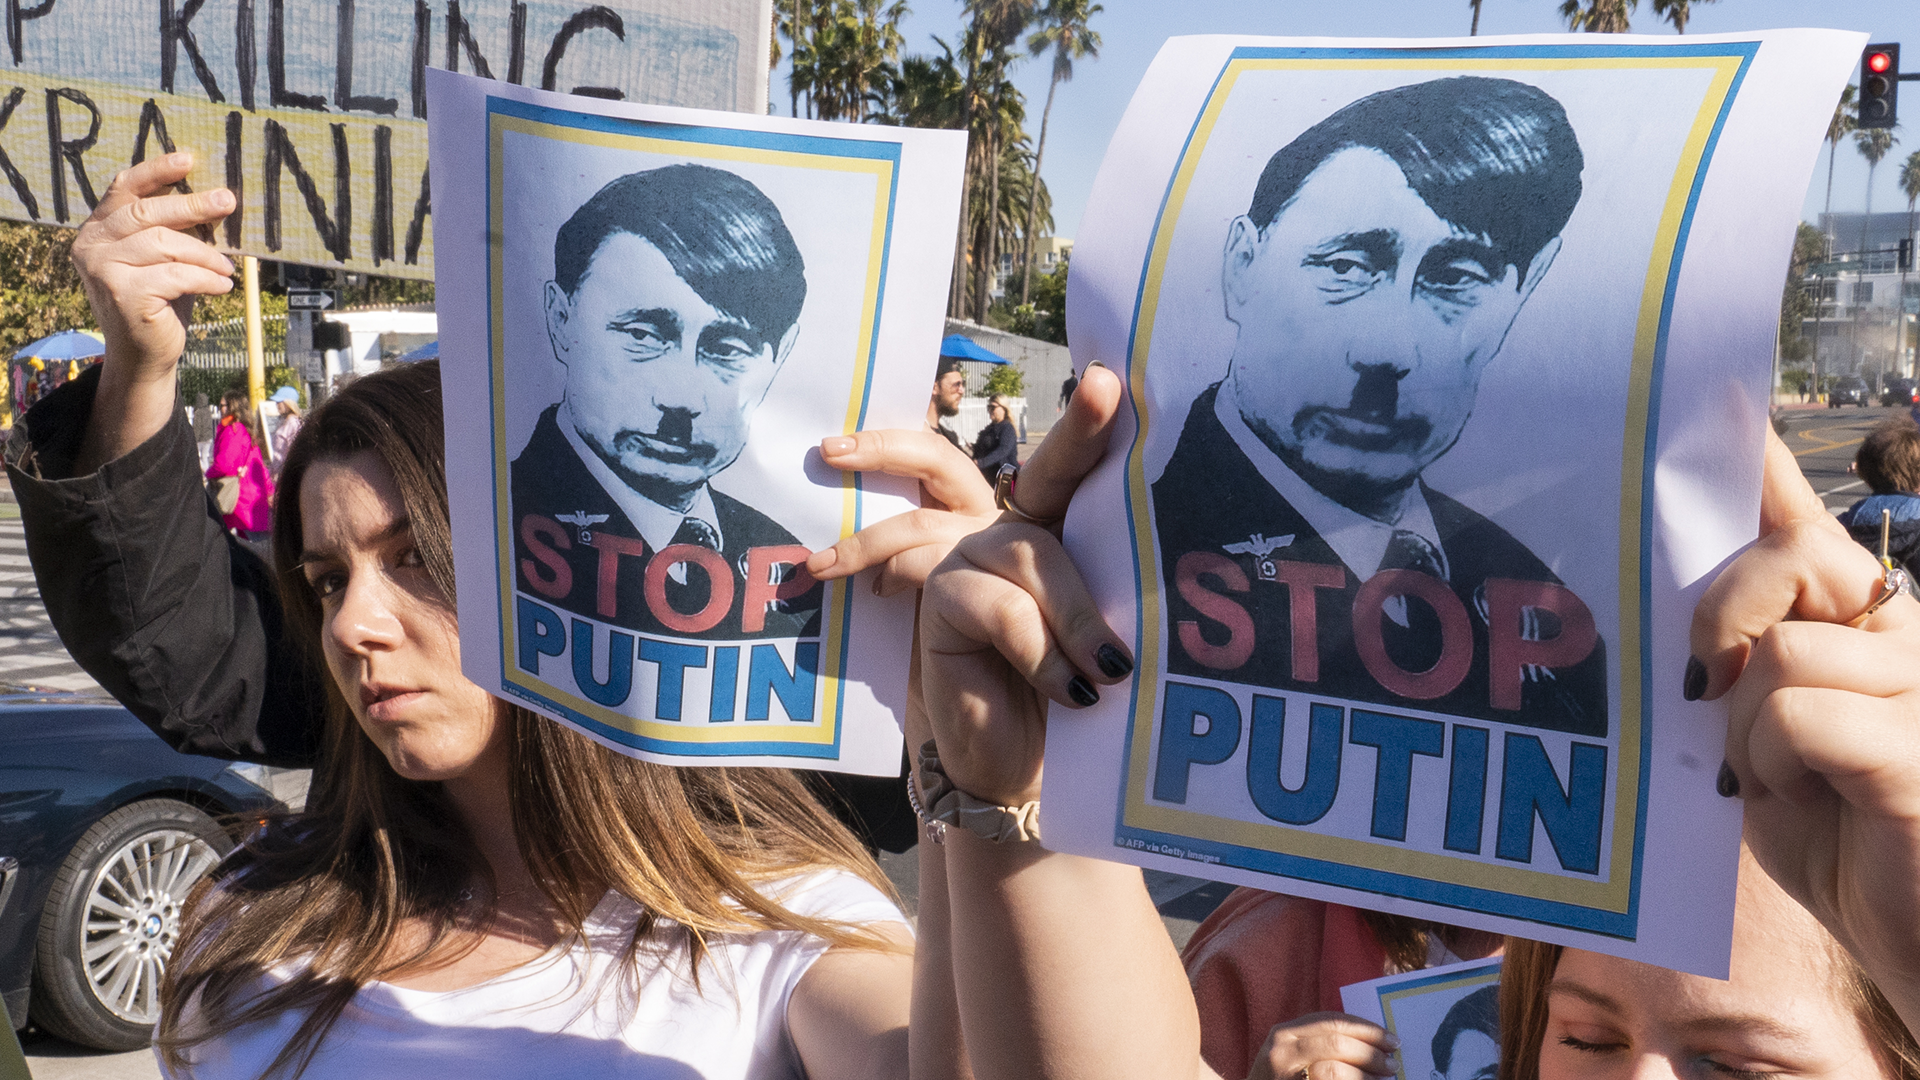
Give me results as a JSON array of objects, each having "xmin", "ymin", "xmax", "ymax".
[
  {"xmin": 1856, "ymin": 126, "xmax": 1899, "ymax": 255},
  {"xmin": 1469, "ymin": 0, "xmax": 1481, "ymax": 35},
  {"xmin": 948, "ymin": 0, "xmax": 1036, "ymax": 319},
  {"xmin": 1558, "ymin": 0, "xmax": 1634, "ymax": 32},
  {"xmin": 1900, "ymin": 150, "xmax": 1920, "ymax": 369},
  {"xmin": 1648, "ymin": 0, "xmax": 1716, "ymax": 32},
  {"xmin": 1901, "ymin": 150, "xmax": 1920, "ymax": 253},
  {"xmin": 785, "ymin": 0, "xmax": 906, "ymax": 122},
  {"xmin": 955, "ymin": 0, "xmax": 1036, "ymax": 322},
  {"xmin": 871, "ymin": 41, "xmax": 966, "ymax": 128},
  {"xmin": 1018, "ymin": 0, "xmax": 1100, "ymax": 304},
  {"xmin": 962, "ymin": 56, "xmax": 1028, "ymax": 319},
  {"xmin": 1824, "ymin": 85, "xmax": 1858, "ymax": 252}
]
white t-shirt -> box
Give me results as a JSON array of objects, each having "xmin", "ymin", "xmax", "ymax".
[{"xmin": 162, "ymin": 871, "xmax": 905, "ymax": 1080}]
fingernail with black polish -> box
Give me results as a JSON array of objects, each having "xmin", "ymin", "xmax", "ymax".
[
  {"xmin": 1716, "ymin": 760, "xmax": 1741, "ymax": 798},
  {"xmin": 1067, "ymin": 676, "xmax": 1099, "ymax": 707},
  {"xmin": 1095, "ymin": 643, "xmax": 1134, "ymax": 679},
  {"xmin": 1683, "ymin": 656, "xmax": 1708, "ymax": 702}
]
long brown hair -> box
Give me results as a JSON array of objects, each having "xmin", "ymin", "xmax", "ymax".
[
  {"xmin": 158, "ymin": 361, "xmax": 896, "ymax": 1079},
  {"xmin": 1497, "ymin": 936, "xmax": 1920, "ymax": 1080},
  {"xmin": 219, "ymin": 387, "xmax": 257, "ymax": 444}
]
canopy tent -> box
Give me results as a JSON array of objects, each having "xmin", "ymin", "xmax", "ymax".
[
  {"xmin": 10, "ymin": 330, "xmax": 106, "ymax": 421},
  {"xmin": 939, "ymin": 334, "xmax": 1008, "ymax": 365},
  {"xmin": 13, "ymin": 329, "xmax": 103, "ymax": 361}
]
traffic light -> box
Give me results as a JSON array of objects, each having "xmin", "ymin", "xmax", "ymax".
[
  {"xmin": 312, "ymin": 318, "xmax": 350, "ymax": 352},
  {"xmin": 1902, "ymin": 238, "xmax": 1914, "ymax": 273},
  {"xmin": 1861, "ymin": 44, "xmax": 1900, "ymax": 129}
]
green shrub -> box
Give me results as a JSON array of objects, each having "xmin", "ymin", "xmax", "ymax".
[{"xmin": 983, "ymin": 363, "xmax": 1026, "ymax": 398}]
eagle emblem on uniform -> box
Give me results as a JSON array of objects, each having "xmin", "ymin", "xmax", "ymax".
[
  {"xmin": 555, "ymin": 511, "xmax": 610, "ymax": 545},
  {"xmin": 1223, "ymin": 532, "xmax": 1296, "ymax": 582}
]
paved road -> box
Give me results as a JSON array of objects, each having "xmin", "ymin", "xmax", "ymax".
[
  {"xmin": 0, "ymin": 505, "xmax": 144, "ymax": 1076},
  {"xmin": 1774, "ymin": 403, "xmax": 1908, "ymax": 517},
  {"xmin": 0, "ymin": 509, "xmax": 103, "ymax": 695}
]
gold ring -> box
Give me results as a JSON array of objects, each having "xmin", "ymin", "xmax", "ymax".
[
  {"xmin": 993, "ymin": 464, "xmax": 1059, "ymax": 527},
  {"xmin": 1850, "ymin": 564, "xmax": 1911, "ymax": 627}
]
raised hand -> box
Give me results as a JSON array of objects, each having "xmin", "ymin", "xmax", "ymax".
[
  {"xmin": 1690, "ymin": 425, "xmax": 1920, "ymax": 1026},
  {"xmin": 919, "ymin": 361, "xmax": 1129, "ymax": 807},
  {"xmin": 71, "ymin": 154, "xmax": 236, "ymax": 473}
]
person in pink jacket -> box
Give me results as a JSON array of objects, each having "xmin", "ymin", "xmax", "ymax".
[{"xmin": 207, "ymin": 388, "xmax": 273, "ymax": 538}]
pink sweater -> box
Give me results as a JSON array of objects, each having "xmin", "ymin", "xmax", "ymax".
[
  {"xmin": 1181, "ymin": 890, "xmax": 1390, "ymax": 1080},
  {"xmin": 208, "ymin": 418, "xmax": 274, "ymax": 532}
]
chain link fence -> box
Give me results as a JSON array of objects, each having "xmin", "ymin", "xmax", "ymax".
[{"xmin": 179, "ymin": 314, "xmax": 292, "ymax": 404}]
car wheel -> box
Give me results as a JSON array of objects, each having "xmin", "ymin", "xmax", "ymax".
[{"xmin": 30, "ymin": 799, "xmax": 231, "ymax": 1051}]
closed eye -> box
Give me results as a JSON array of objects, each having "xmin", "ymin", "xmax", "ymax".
[{"xmin": 1560, "ymin": 1034, "xmax": 1621, "ymax": 1052}]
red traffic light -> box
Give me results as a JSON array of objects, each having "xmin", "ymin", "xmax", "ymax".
[{"xmin": 1869, "ymin": 50, "xmax": 1895, "ymax": 74}]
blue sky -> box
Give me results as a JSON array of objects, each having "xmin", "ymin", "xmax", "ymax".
[{"xmin": 772, "ymin": 0, "xmax": 1920, "ymax": 239}]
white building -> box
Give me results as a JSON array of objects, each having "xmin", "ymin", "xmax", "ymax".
[{"xmin": 1801, "ymin": 213, "xmax": 1919, "ymax": 384}]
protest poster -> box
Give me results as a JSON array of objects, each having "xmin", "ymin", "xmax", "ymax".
[
  {"xmin": 0, "ymin": 0, "xmax": 771, "ymax": 277},
  {"xmin": 1341, "ymin": 958, "xmax": 1504, "ymax": 1080},
  {"xmin": 429, "ymin": 69, "xmax": 965, "ymax": 772},
  {"xmin": 1041, "ymin": 31, "xmax": 1864, "ymax": 974}
]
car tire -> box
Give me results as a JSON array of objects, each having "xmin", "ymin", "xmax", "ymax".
[{"xmin": 30, "ymin": 799, "xmax": 231, "ymax": 1051}]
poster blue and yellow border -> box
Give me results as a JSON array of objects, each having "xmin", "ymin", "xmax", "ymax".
[
  {"xmin": 1115, "ymin": 43, "xmax": 1757, "ymax": 937},
  {"xmin": 1375, "ymin": 959, "xmax": 1503, "ymax": 1080},
  {"xmin": 482, "ymin": 95, "xmax": 903, "ymax": 759}
]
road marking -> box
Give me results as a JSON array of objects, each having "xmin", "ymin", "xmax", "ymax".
[
  {"xmin": 0, "ymin": 518, "xmax": 100, "ymax": 692},
  {"xmin": 1822, "ymin": 479, "xmax": 1866, "ymax": 496},
  {"xmin": 1791, "ymin": 422, "xmax": 1867, "ymax": 458}
]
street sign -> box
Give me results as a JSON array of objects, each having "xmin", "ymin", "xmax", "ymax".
[{"xmin": 288, "ymin": 291, "xmax": 338, "ymax": 311}]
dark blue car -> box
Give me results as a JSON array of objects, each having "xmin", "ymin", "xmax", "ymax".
[{"xmin": 0, "ymin": 686, "xmax": 304, "ymax": 1050}]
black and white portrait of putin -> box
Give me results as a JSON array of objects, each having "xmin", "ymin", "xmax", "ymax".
[
  {"xmin": 1154, "ymin": 76, "xmax": 1608, "ymax": 734},
  {"xmin": 511, "ymin": 164, "xmax": 822, "ymax": 640}
]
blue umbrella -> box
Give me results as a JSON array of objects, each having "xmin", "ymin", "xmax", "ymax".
[
  {"xmin": 14, "ymin": 329, "xmax": 104, "ymax": 361},
  {"xmin": 395, "ymin": 339, "xmax": 439, "ymax": 362},
  {"xmin": 939, "ymin": 334, "xmax": 1008, "ymax": 365}
]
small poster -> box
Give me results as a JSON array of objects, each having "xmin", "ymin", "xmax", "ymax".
[
  {"xmin": 1041, "ymin": 31, "xmax": 1863, "ymax": 974},
  {"xmin": 1342, "ymin": 959, "xmax": 1504, "ymax": 1080},
  {"xmin": 429, "ymin": 70, "xmax": 965, "ymax": 771}
]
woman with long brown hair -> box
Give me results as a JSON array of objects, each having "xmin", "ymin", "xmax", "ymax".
[
  {"xmin": 39, "ymin": 155, "xmax": 981, "ymax": 1080},
  {"xmin": 159, "ymin": 362, "xmax": 915, "ymax": 1079}
]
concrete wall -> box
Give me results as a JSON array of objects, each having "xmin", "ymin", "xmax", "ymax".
[
  {"xmin": 948, "ymin": 396, "xmax": 1029, "ymax": 449},
  {"xmin": 943, "ymin": 319, "xmax": 1077, "ymax": 434}
]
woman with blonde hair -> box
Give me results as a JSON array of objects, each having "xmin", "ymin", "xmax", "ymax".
[
  {"xmin": 970, "ymin": 393, "xmax": 1019, "ymax": 484},
  {"xmin": 30, "ymin": 154, "xmax": 984, "ymax": 1080},
  {"xmin": 266, "ymin": 385, "xmax": 302, "ymax": 475}
]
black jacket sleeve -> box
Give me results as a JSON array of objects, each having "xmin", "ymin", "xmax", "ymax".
[{"xmin": 5, "ymin": 365, "xmax": 326, "ymax": 766}]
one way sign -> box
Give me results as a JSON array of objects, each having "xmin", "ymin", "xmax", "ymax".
[{"xmin": 289, "ymin": 290, "xmax": 338, "ymax": 311}]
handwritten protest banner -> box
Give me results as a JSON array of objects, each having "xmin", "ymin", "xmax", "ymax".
[
  {"xmin": 0, "ymin": 0, "xmax": 770, "ymax": 277},
  {"xmin": 430, "ymin": 69, "xmax": 965, "ymax": 772},
  {"xmin": 1042, "ymin": 31, "xmax": 1863, "ymax": 975}
]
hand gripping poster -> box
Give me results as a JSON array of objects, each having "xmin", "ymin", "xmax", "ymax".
[
  {"xmin": 429, "ymin": 70, "xmax": 964, "ymax": 772},
  {"xmin": 1341, "ymin": 959, "xmax": 1505, "ymax": 1080},
  {"xmin": 1042, "ymin": 32, "xmax": 1863, "ymax": 974}
]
